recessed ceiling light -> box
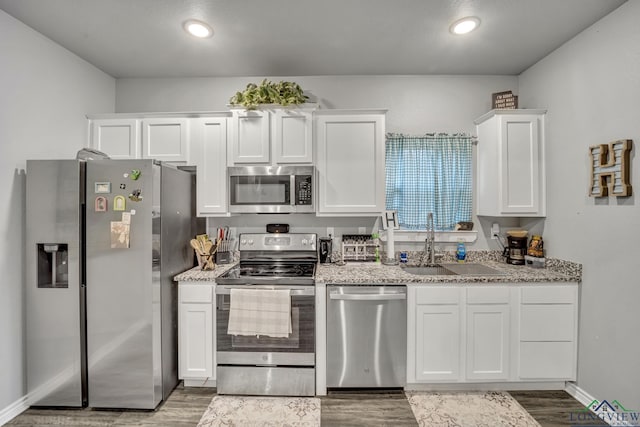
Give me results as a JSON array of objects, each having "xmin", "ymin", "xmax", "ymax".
[
  {"xmin": 449, "ymin": 16, "xmax": 480, "ymax": 35},
  {"xmin": 183, "ymin": 19, "xmax": 213, "ymax": 38}
]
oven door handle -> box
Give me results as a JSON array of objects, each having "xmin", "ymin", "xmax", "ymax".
[
  {"xmin": 329, "ymin": 292, "xmax": 406, "ymax": 301},
  {"xmin": 216, "ymin": 285, "xmax": 315, "ymax": 296}
]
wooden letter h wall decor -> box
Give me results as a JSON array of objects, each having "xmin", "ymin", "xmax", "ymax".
[{"xmin": 589, "ymin": 139, "xmax": 633, "ymax": 197}]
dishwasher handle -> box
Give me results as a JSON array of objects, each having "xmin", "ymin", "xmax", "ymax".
[{"xmin": 329, "ymin": 291, "xmax": 406, "ymax": 301}]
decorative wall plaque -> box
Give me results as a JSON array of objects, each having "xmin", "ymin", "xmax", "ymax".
[
  {"xmin": 589, "ymin": 139, "xmax": 633, "ymax": 197},
  {"xmin": 492, "ymin": 90, "xmax": 518, "ymax": 109}
]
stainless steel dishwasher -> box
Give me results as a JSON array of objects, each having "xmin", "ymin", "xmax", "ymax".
[{"xmin": 326, "ymin": 285, "xmax": 406, "ymax": 388}]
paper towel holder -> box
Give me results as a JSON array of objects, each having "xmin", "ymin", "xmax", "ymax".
[{"xmin": 381, "ymin": 210, "xmax": 400, "ymax": 265}]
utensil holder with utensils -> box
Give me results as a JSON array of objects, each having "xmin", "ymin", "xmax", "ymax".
[{"xmin": 190, "ymin": 236, "xmax": 217, "ymax": 270}]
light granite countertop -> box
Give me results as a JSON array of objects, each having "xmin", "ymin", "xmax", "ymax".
[
  {"xmin": 174, "ymin": 251, "xmax": 581, "ymax": 285},
  {"xmin": 315, "ymin": 259, "xmax": 580, "ymax": 285},
  {"xmin": 174, "ymin": 262, "xmax": 236, "ymax": 282}
]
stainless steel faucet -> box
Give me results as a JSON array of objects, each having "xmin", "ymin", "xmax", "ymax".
[{"xmin": 421, "ymin": 212, "xmax": 437, "ymax": 266}]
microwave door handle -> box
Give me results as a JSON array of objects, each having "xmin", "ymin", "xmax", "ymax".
[{"xmin": 290, "ymin": 175, "xmax": 296, "ymax": 206}]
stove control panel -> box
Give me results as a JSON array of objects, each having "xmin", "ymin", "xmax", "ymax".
[{"xmin": 239, "ymin": 233, "xmax": 317, "ymax": 251}]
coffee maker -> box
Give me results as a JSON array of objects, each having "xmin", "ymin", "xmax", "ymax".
[
  {"xmin": 319, "ymin": 237, "xmax": 332, "ymax": 263},
  {"xmin": 506, "ymin": 235, "xmax": 527, "ymax": 265}
]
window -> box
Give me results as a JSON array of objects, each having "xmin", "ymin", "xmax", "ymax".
[{"xmin": 385, "ymin": 134, "xmax": 473, "ymax": 231}]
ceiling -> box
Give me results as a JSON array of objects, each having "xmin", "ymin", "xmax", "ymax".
[{"xmin": 0, "ymin": 0, "xmax": 626, "ymax": 78}]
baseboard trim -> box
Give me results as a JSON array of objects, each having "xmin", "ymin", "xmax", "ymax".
[
  {"xmin": 405, "ymin": 381, "xmax": 567, "ymax": 391},
  {"xmin": 0, "ymin": 395, "xmax": 29, "ymax": 426},
  {"xmin": 565, "ymin": 382, "xmax": 638, "ymax": 427},
  {"xmin": 183, "ymin": 378, "xmax": 216, "ymax": 388},
  {"xmin": 564, "ymin": 382, "xmax": 594, "ymax": 407}
]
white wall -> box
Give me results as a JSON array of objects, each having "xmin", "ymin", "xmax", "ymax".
[
  {"xmin": 116, "ymin": 75, "xmax": 517, "ymax": 135},
  {"xmin": 519, "ymin": 1, "xmax": 640, "ymax": 410},
  {"xmin": 116, "ymin": 74, "xmax": 520, "ymax": 250},
  {"xmin": 0, "ymin": 10, "xmax": 115, "ymax": 421}
]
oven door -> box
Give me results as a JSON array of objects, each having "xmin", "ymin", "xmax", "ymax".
[{"xmin": 215, "ymin": 285, "xmax": 315, "ymax": 366}]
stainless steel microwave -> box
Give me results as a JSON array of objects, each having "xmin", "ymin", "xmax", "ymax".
[{"xmin": 228, "ymin": 166, "xmax": 314, "ymax": 213}]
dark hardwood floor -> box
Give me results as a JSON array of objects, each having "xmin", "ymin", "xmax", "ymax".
[
  {"xmin": 6, "ymin": 384, "xmax": 605, "ymax": 426},
  {"xmin": 510, "ymin": 390, "xmax": 607, "ymax": 427}
]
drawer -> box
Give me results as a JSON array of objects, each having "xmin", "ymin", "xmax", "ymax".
[
  {"xmin": 521, "ymin": 285, "xmax": 577, "ymax": 304},
  {"xmin": 520, "ymin": 304, "xmax": 575, "ymax": 341},
  {"xmin": 416, "ymin": 287, "xmax": 459, "ymax": 305},
  {"xmin": 519, "ymin": 341, "xmax": 575, "ymax": 379},
  {"xmin": 179, "ymin": 284, "xmax": 213, "ymax": 303},
  {"xmin": 466, "ymin": 287, "xmax": 510, "ymax": 304}
]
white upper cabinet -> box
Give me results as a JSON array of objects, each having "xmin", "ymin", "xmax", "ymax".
[
  {"xmin": 190, "ymin": 115, "xmax": 230, "ymax": 216},
  {"xmin": 475, "ymin": 109, "xmax": 547, "ymax": 217},
  {"xmin": 90, "ymin": 119, "xmax": 139, "ymax": 159},
  {"xmin": 88, "ymin": 116, "xmax": 190, "ymax": 163},
  {"xmin": 141, "ymin": 118, "xmax": 189, "ymax": 162},
  {"xmin": 229, "ymin": 109, "xmax": 271, "ymax": 164},
  {"xmin": 274, "ymin": 108, "xmax": 314, "ymax": 163},
  {"xmin": 229, "ymin": 105, "xmax": 316, "ymax": 165},
  {"xmin": 315, "ymin": 110, "xmax": 386, "ymax": 215}
]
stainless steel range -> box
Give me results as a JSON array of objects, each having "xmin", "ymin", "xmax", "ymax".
[{"xmin": 215, "ymin": 233, "xmax": 317, "ymax": 396}]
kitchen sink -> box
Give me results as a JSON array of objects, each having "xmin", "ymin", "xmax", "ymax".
[
  {"xmin": 401, "ymin": 263, "xmax": 505, "ymax": 276},
  {"xmin": 401, "ymin": 265, "xmax": 457, "ymax": 276},
  {"xmin": 441, "ymin": 263, "xmax": 506, "ymax": 276}
]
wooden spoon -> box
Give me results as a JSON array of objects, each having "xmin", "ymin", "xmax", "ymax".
[{"xmin": 190, "ymin": 239, "xmax": 205, "ymax": 255}]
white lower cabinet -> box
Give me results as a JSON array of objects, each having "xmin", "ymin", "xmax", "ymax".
[
  {"xmin": 411, "ymin": 287, "xmax": 461, "ymax": 381},
  {"xmin": 408, "ymin": 283, "xmax": 578, "ymax": 385},
  {"xmin": 465, "ymin": 287, "xmax": 511, "ymax": 381},
  {"xmin": 415, "ymin": 305, "xmax": 461, "ymax": 381},
  {"xmin": 517, "ymin": 285, "xmax": 578, "ymax": 380},
  {"xmin": 178, "ymin": 283, "xmax": 215, "ymax": 386}
]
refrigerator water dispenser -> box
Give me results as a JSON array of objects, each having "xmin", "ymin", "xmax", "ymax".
[{"xmin": 37, "ymin": 243, "xmax": 69, "ymax": 287}]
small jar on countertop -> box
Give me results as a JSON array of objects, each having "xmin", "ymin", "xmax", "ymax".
[{"xmin": 528, "ymin": 235, "xmax": 544, "ymax": 257}]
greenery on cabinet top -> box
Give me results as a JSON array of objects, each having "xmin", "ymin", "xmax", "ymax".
[{"xmin": 229, "ymin": 79, "xmax": 308, "ymax": 110}]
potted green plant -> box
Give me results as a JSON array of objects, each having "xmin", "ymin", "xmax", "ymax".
[{"xmin": 229, "ymin": 79, "xmax": 308, "ymax": 110}]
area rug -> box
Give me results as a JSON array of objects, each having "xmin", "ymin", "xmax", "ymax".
[
  {"xmin": 406, "ymin": 391, "xmax": 541, "ymax": 427},
  {"xmin": 197, "ymin": 395, "xmax": 321, "ymax": 427}
]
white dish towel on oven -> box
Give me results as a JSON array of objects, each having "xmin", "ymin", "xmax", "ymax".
[{"xmin": 227, "ymin": 288, "xmax": 292, "ymax": 338}]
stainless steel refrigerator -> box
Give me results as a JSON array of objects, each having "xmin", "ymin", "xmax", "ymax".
[{"xmin": 26, "ymin": 159, "xmax": 193, "ymax": 409}]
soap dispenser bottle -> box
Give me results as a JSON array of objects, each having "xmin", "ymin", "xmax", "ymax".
[{"xmin": 456, "ymin": 241, "xmax": 467, "ymax": 263}]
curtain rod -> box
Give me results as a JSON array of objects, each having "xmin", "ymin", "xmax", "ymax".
[{"xmin": 386, "ymin": 132, "xmax": 477, "ymax": 141}]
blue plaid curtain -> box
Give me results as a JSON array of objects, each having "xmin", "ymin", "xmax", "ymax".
[{"xmin": 385, "ymin": 134, "xmax": 473, "ymax": 230}]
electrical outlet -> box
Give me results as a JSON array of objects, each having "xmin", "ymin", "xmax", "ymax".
[
  {"xmin": 326, "ymin": 227, "xmax": 334, "ymax": 238},
  {"xmin": 491, "ymin": 223, "xmax": 500, "ymax": 239},
  {"xmin": 358, "ymin": 226, "xmax": 366, "ymax": 234},
  {"xmin": 229, "ymin": 227, "xmax": 237, "ymax": 240}
]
